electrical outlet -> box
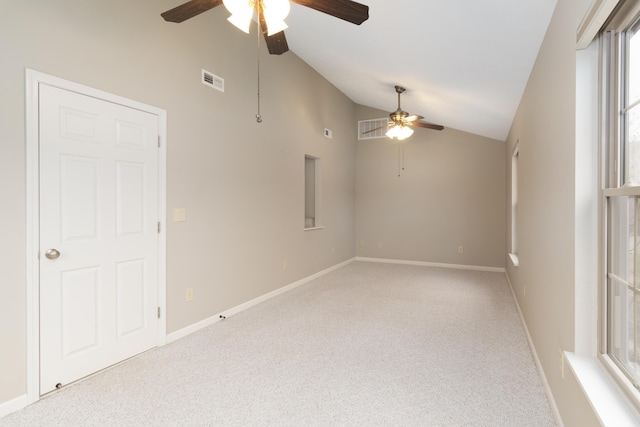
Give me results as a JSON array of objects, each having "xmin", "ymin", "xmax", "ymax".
[
  {"xmin": 185, "ymin": 287, "xmax": 194, "ymax": 302},
  {"xmin": 360, "ymin": 241, "xmax": 365, "ymax": 247},
  {"xmin": 377, "ymin": 241, "xmax": 382, "ymax": 248},
  {"xmin": 458, "ymin": 246, "xmax": 464, "ymax": 254},
  {"xmin": 173, "ymin": 208, "xmax": 186, "ymax": 222},
  {"xmin": 283, "ymin": 261, "xmax": 288, "ymax": 271}
]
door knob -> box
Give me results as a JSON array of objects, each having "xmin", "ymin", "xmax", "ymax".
[{"xmin": 45, "ymin": 248, "xmax": 61, "ymax": 260}]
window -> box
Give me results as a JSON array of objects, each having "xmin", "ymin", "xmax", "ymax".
[
  {"xmin": 602, "ymin": 2, "xmax": 640, "ymax": 398},
  {"xmin": 304, "ymin": 155, "xmax": 321, "ymax": 229},
  {"xmin": 509, "ymin": 143, "xmax": 519, "ymax": 267}
]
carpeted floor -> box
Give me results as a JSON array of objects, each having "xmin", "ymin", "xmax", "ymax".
[{"xmin": 3, "ymin": 261, "xmax": 556, "ymax": 426}]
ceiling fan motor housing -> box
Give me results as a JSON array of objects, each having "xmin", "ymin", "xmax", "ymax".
[{"xmin": 390, "ymin": 108, "xmax": 409, "ymax": 123}]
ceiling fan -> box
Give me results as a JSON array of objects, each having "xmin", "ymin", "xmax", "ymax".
[
  {"xmin": 364, "ymin": 86, "xmax": 444, "ymax": 141},
  {"xmin": 161, "ymin": 0, "xmax": 370, "ymax": 55}
]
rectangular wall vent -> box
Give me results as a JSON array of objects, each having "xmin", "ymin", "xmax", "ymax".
[
  {"xmin": 202, "ymin": 69, "xmax": 224, "ymax": 92},
  {"xmin": 358, "ymin": 118, "xmax": 389, "ymax": 140}
]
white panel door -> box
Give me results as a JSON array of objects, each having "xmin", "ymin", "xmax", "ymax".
[{"xmin": 39, "ymin": 84, "xmax": 159, "ymax": 394}]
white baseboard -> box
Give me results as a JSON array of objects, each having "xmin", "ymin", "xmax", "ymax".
[
  {"xmin": 0, "ymin": 394, "xmax": 28, "ymax": 419},
  {"xmin": 504, "ymin": 272, "xmax": 564, "ymax": 427},
  {"xmin": 167, "ymin": 258, "xmax": 355, "ymax": 344},
  {"xmin": 355, "ymin": 256, "xmax": 505, "ymax": 273}
]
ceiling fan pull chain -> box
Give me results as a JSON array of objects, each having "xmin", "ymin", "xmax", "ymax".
[
  {"xmin": 397, "ymin": 143, "xmax": 406, "ymax": 176},
  {"xmin": 256, "ymin": 14, "xmax": 263, "ymax": 123}
]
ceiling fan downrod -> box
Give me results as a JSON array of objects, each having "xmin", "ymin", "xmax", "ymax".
[
  {"xmin": 395, "ymin": 85, "xmax": 405, "ymax": 107},
  {"xmin": 392, "ymin": 85, "xmax": 409, "ymax": 121}
]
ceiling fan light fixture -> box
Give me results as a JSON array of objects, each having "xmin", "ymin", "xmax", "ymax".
[
  {"xmin": 263, "ymin": 0, "xmax": 290, "ymax": 35},
  {"xmin": 385, "ymin": 126, "xmax": 399, "ymax": 139},
  {"xmin": 386, "ymin": 124, "xmax": 413, "ymax": 140},
  {"xmin": 223, "ymin": 0, "xmax": 290, "ymax": 36},
  {"xmin": 265, "ymin": 19, "xmax": 288, "ymax": 35},
  {"xmin": 223, "ymin": 0, "xmax": 254, "ymax": 33},
  {"xmin": 227, "ymin": 12, "xmax": 253, "ymax": 33},
  {"xmin": 400, "ymin": 126, "xmax": 414, "ymax": 139}
]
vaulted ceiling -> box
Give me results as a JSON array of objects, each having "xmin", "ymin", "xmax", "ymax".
[{"xmin": 284, "ymin": 0, "xmax": 558, "ymax": 141}]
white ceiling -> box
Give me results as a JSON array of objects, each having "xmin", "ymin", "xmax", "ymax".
[{"xmin": 284, "ymin": 0, "xmax": 559, "ymax": 141}]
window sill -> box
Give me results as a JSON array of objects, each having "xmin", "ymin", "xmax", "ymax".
[
  {"xmin": 564, "ymin": 352, "xmax": 640, "ymax": 426},
  {"xmin": 508, "ymin": 253, "xmax": 519, "ymax": 267},
  {"xmin": 304, "ymin": 226, "xmax": 324, "ymax": 231}
]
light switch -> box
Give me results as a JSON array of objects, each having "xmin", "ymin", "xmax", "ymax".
[{"xmin": 173, "ymin": 208, "xmax": 186, "ymax": 222}]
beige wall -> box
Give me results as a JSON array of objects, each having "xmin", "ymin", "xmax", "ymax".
[
  {"xmin": 355, "ymin": 105, "xmax": 506, "ymax": 268},
  {"xmin": 0, "ymin": 0, "xmax": 609, "ymax": 423},
  {"xmin": 505, "ymin": 0, "xmax": 601, "ymax": 425},
  {"xmin": 0, "ymin": 0, "xmax": 356, "ymax": 404}
]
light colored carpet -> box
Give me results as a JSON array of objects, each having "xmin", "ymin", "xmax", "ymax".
[{"xmin": 3, "ymin": 261, "xmax": 556, "ymax": 426}]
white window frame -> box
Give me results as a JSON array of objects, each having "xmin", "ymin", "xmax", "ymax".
[
  {"xmin": 600, "ymin": 0, "xmax": 640, "ymax": 411},
  {"xmin": 509, "ymin": 142, "xmax": 520, "ymax": 267}
]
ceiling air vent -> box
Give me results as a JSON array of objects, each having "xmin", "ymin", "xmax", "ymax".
[
  {"xmin": 202, "ymin": 69, "xmax": 224, "ymax": 92},
  {"xmin": 358, "ymin": 118, "xmax": 388, "ymax": 140}
]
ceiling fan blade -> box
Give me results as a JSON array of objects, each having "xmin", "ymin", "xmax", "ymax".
[
  {"xmin": 258, "ymin": 11, "xmax": 289, "ymax": 54},
  {"xmin": 404, "ymin": 115, "xmax": 424, "ymax": 123},
  {"xmin": 264, "ymin": 31, "xmax": 289, "ymax": 54},
  {"xmin": 161, "ymin": 0, "xmax": 223, "ymax": 23},
  {"xmin": 361, "ymin": 124, "xmax": 390, "ymax": 135},
  {"xmin": 291, "ymin": 0, "xmax": 369, "ymax": 25},
  {"xmin": 411, "ymin": 121, "xmax": 444, "ymax": 131}
]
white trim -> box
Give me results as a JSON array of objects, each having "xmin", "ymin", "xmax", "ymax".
[
  {"xmin": 25, "ymin": 69, "xmax": 40, "ymax": 405},
  {"xmin": 577, "ymin": 0, "xmax": 620, "ymax": 49},
  {"xmin": 575, "ymin": 41, "xmax": 600, "ymax": 359},
  {"xmin": 565, "ymin": 352, "xmax": 640, "ymax": 426},
  {"xmin": 355, "ymin": 257, "xmax": 505, "ymax": 273},
  {"xmin": 304, "ymin": 155, "xmax": 322, "ymax": 229},
  {"xmin": 603, "ymin": 186, "xmax": 640, "ymax": 197},
  {"xmin": 508, "ymin": 253, "xmax": 519, "ymax": 267},
  {"xmin": 0, "ymin": 394, "xmax": 28, "ymax": 419},
  {"xmin": 167, "ymin": 258, "xmax": 356, "ymax": 343},
  {"xmin": 504, "ymin": 272, "xmax": 564, "ymax": 426},
  {"xmin": 511, "ymin": 143, "xmax": 519, "ymax": 256},
  {"xmin": 25, "ymin": 69, "xmax": 167, "ymax": 404},
  {"xmin": 157, "ymin": 106, "xmax": 168, "ymax": 347}
]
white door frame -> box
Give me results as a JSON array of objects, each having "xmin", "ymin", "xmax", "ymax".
[{"xmin": 25, "ymin": 69, "xmax": 167, "ymax": 404}]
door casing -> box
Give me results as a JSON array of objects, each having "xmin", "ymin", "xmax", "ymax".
[{"xmin": 25, "ymin": 69, "xmax": 167, "ymax": 404}]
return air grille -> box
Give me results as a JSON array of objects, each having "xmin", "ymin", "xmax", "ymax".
[
  {"xmin": 358, "ymin": 118, "xmax": 389, "ymax": 140},
  {"xmin": 202, "ymin": 69, "xmax": 224, "ymax": 92}
]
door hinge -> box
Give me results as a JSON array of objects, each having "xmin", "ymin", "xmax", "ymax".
[
  {"xmin": 158, "ymin": 136, "xmax": 161, "ymax": 148},
  {"xmin": 157, "ymin": 307, "xmax": 161, "ymax": 319},
  {"xmin": 158, "ymin": 222, "xmax": 161, "ymax": 233}
]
